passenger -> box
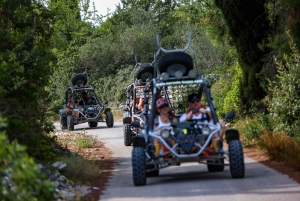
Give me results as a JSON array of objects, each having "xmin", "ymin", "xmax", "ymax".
[
  {"xmin": 66, "ymin": 95, "xmax": 80, "ymax": 118},
  {"xmin": 153, "ymin": 98, "xmax": 178, "ymax": 157},
  {"xmin": 137, "ymin": 96, "xmax": 145, "ymax": 111}
]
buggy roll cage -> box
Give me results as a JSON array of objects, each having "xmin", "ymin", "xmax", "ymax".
[{"xmin": 140, "ymin": 33, "xmax": 219, "ymax": 133}]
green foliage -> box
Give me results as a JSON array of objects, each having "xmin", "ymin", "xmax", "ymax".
[
  {"xmin": 215, "ymin": 0, "xmax": 272, "ymax": 108},
  {"xmin": 0, "ymin": 130, "xmax": 56, "ymax": 201},
  {"xmin": 0, "ymin": 0, "xmax": 59, "ymax": 160},
  {"xmin": 266, "ymin": 39, "xmax": 300, "ymax": 137},
  {"xmin": 91, "ymin": 65, "xmax": 134, "ymax": 102},
  {"xmin": 223, "ymin": 62, "xmax": 243, "ymax": 116},
  {"xmin": 234, "ymin": 113, "xmax": 270, "ymax": 147}
]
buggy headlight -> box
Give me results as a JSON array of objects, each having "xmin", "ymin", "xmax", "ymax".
[
  {"xmin": 161, "ymin": 129, "xmax": 170, "ymax": 139},
  {"xmin": 202, "ymin": 126, "xmax": 211, "ymax": 135}
]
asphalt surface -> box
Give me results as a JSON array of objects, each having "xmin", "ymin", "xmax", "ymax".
[{"xmin": 56, "ymin": 122, "xmax": 300, "ymax": 201}]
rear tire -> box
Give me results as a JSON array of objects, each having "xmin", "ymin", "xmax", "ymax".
[
  {"xmin": 67, "ymin": 115, "xmax": 74, "ymax": 131},
  {"xmin": 229, "ymin": 140, "xmax": 245, "ymax": 178},
  {"xmin": 88, "ymin": 121, "xmax": 98, "ymax": 128},
  {"xmin": 106, "ymin": 111, "xmax": 114, "ymax": 128},
  {"xmin": 132, "ymin": 147, "xmax": 146, "ymax": 186},
  {"xmin": 124, "ymin": 123, "xmax": 132, "ymax": 146}
]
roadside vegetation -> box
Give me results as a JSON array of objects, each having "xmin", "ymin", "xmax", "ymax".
[{"xmin": 1, "ymin": 0, "xmax": 300, "ymax": 199}]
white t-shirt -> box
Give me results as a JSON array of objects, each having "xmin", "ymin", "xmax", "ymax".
[
  {"xmin": 179, "ymin": 107, "xmax": 211, "ymax": 122},
  {"xmin": 155, "ymin": 116, "xmax": 171, "ymax": 129}
]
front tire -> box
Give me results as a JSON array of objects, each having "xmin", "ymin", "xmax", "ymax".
[
  {"xmin": 124, "ymin": 123, "xmax": 132, "ymax": 146},
  {"xmin": 106, "ymin": 111, "xmax": 114, "ymax": 128},
  {"xmin": 60, "ymin": 115, "xmax": 67, "ymax": 130},
  {"xmin": 67, "ymin": 115, "xmax": 74, "ymax": 131},
  {"xmin": 229, "ymin": 140, "xmax": 245, "ymax": 178},
  {"xmin": 132, "ymin": 147, "xmax": 146, "ymax": 186}
]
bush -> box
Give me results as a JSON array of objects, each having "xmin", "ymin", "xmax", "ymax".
[
  {"xmin": 234, "ymin": 113, "xmax": 269, "ymax": 147},
  {"xmin": 258, "ymin": 131, "xmax": 300, "ymax": 170},
  {"xmin": 267, "ymin": 39, "xmax": 300, "ymax": 137},
  {"xmin": 211, "ymin": 62, "xmax": 242, "ymax": 118},
  {"xmin": 0, "ymin": 131, "xmax": 56, "ymax": 201}
]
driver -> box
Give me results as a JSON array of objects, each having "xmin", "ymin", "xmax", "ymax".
[
  {"xmin": 79, "ymin": 92, "xmax": 96, "ymax": 105},
  {"xmin": 179, "ymin": 93, "xmax": 225, "ymax": 151},
  {"xmin": 179, "ymin": 93, "xmax": 212, "ymax": 122}
]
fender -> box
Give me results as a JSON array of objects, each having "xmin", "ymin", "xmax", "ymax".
[
  {"xmin": 225, "ymin": 129, "xmax": 240, "ymax": 144},
  {"xmin": 132, "ymin": 135, "xmax": 146, "ymax": 148},
  {"xmin": 104, "ymin": 108, "xmax": 111, "ymax": 113},
  {"xmin": 123, "ymin": 116, "xmax": 131, "ymax": 124},
  {"xmin": 59, "ymin": 109, "xmax": 67, "ymax": 118}
]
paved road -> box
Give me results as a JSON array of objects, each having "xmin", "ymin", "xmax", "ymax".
[{"xmin": 57, "ymin": 122, "xmax": 300, "ymax": 201}]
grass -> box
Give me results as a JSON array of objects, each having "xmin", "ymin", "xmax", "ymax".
[{"xmin": 53, "ymin": 130, "xmax": 102, "ymax": 184}]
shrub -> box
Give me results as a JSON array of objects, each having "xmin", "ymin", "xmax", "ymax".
[
  {"xmin": 0, "ymin": 132, "xmax": 56, "ymax": 201},
  {"xmin": 267, "ymin": 39, "xmax": 300, "ymax": 137},
  {"xmin": 234, "ymin": 113, "xmax": 269, "ymax": 147},
  {"xmin": 258, "ymin": 131, "xmax": 300, "ymax": 170}
]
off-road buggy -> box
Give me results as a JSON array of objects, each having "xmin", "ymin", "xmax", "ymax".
[
  {"xmin": 59, "ymin": 69, "xmax": 114, "ymax": 131},
  {"xmin": 123, "ymin": 57, "xmax": 155, "ymax": 146},
  {"xmin": 131, "ymin": 33, "xmax": 245, "ymax": 186}
]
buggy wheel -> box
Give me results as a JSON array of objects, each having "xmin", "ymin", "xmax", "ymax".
[
  {"xmin": 105, "ymin": 111, "xmax": 114, "ymax": 128},
  {"xmin": 124, "ymin": 123, "xmax": 132, "ymax": 146},
  {"xmin": 158, "ymin": 52, "xmax": 193, "ymax": 77},
  {"xmin": 71, "ymin": 74, "xmax": 87, "ymax": 86},
  {"xmin": 67, "ymin": 115, "xmax": 74, "ymax": 131},
  {"xmin": 207, "ymin": 159, "xmax": 225, "ymax": 172},
  {"xmin": 146, "ymin": 164, "xmax": 159, "ymax": 177},
  {"xmin": 132, "ymin": 147, "xmax": 146, "ymax": 186},
  {"xmin": 88, "ymin": 121, "xmax": 98, "ymax": 128},
  {"xmin": 229, "ymin": 140, "xmax": 245, "ymax": 178},
  {"xmin": 135, "ymin": 66, "xmax": 155, "ymax": 81},
  {"xmin": 60, "ymin": 115, "xmax": 67, "ymax": 130}
]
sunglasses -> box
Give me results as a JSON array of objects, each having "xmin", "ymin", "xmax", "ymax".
[{"xmin": 190, "ymin": 99, "xmax": 200, "ymax": 103}]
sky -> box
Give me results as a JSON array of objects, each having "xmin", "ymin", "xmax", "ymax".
[{"xmin": 89, "ymin": 0, "xmax": 121, "ymax": 17}]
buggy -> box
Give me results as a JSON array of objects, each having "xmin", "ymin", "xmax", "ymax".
[
  {"xmin": 131, "ymin": 33, "xmax": 245, "ymax": 186},
  {"xmin": 123, "ymin": 58, "xmax": 155, "ymax": 146},
  {"xmin": 59, "ymin": 69, "xmax": 114, "ymax": 131}
]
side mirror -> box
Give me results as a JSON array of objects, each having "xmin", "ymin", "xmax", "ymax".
[
  {"xmin": 123, "ymin": 107, "xmax": 129, "ymax": 111},
  {"xmin": 176, "ymin": 103, "xmax": 183, "ymax": 109},
  {"xmin": 131, "ymin": 121, "xmax": 141, "ymax": 128},
  {"xmin": 224, "ymin": 112, "xmax": 235, "ymax": 120}
]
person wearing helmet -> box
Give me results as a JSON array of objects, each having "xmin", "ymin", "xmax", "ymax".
[{"xmin": 153, "ymin": 97, "xmax": 178, "ymax": 157}]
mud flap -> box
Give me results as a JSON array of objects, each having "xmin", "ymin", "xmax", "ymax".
[
  {"xmin": 132, "ymin": 136, "xmax": 146, "ymax": 148},
  {"xmin": 225, "ymin": 129, "xmax": 240, "ymax": 144}
]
